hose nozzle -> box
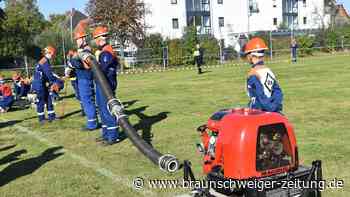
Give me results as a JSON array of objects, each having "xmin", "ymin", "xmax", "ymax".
[{"xmin": 159, "ymin": 154, "xmax": 180, "ymax": 173}]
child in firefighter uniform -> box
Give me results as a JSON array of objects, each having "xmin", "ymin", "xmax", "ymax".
[
  {"xmin": 65, "ymin": 50, "xmax": 84, "ymax": 116},
  {"xmin": 244, "ymin": 37, "xmax": 283, "ymax": 112},
  {"xmin": 31, "ymin": 46, "xmax": 60, "ymax": 123},
  {"xmin": 0, "ymin": 76, "xmax": 14, "ymax": 113},
  {"xmin": 12, "ymin": 72, "xmax": 31, "ymax": 100},
  {"xmin": 70, "ymin": 31, "xmax": 98, "ymax": 130},
  {"xmin": 93, "ymin": 26, "xmax": 120, "ymax": 145}
]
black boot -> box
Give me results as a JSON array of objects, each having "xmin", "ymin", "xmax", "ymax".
[{"xmin": 198, "ymin": 68, "xmax": 203, "ymax": 74}]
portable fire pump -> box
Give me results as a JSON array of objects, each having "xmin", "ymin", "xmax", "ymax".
[{"xmin": 184, "ymin": 108, "xmax": 322, "ymax": 197}]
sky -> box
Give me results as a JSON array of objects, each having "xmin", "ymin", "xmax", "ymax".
[
  {"xmin": 0, "ymin": 0, "xmax": 349, "ymax": 19},
  {"xmin": 36, "ymin": 0, "xmax": 87, "ymax": 18},
  {"xmin": 0, "ymin": 0, "xmax": 88, "ymax": 19},
  {"xmin": 337, "ymin": 0, "xmax": 350, "ymax": 13}
]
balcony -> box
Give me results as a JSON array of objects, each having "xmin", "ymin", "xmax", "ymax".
[
  {"xmin": 186, "ymin": 0, "xmax": 210, "ymax": 16},
  {"xmin": 282, "ymin": 0, "xmax": 298, "ymax": 16}
]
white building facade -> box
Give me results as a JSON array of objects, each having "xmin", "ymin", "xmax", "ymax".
[{"xmin": 143, "ymin": 0, "xmax": 332, "ymax": 46}]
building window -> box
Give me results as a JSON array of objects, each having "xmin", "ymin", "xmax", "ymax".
[
  {"xmin": 218, "ymin": 0, "xmax": 223, "ymax": 4},
  {"xmin": 172, "ymin": 18, "xmax": 179, "ymax": 29},
  {"xmin": 195, "ymin": 15, "xmax": 202, "ymax": 26},
  {"xmin": 273, "ymin": 0, "xmax": 277, "ymax": 7},
  {"xmin": 171, "ymin": 0, "xmax": 177, "ymax": 4},
  {"xmin": 219, "ymin": 17, "xmax": 224, "ymax": 27},
  {"xmin": 303, "ymin": 0, "xmax": 306, "ymax": 7},
  {"xmin": 203, "ymin": 16, "xmax": 211, "ymax": 27},
  {"xmin": 273, "ymin": 18, "xmax": 278, "ymax": 26},
  {"xmin": 303, "ymin": 17, "xmax": 307, "ymax": 25}
]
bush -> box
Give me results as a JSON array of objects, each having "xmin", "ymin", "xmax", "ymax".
[
  {"xmin": 338, "ymin": 25, "xmax": 350, "ymax": 47},
  {"xmin": 296, "ymin": 35, "xmax": 315, "ymax": 56},
  {"xmin": 324, "ymin": 30, "xmax": 339, "ymax": 52},
  {"xmin": 167, "ymin": 39, "xmax": 185, "ymax": 66},
  {"xmin": 199, "ymin": 35, "xmax": 219, "ymax": 64},
  {"xmin": 136, "ymin": 33, "xmax": 164, "ymax": 67}
]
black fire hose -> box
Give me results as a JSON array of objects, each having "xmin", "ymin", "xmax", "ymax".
[{"xmin": 78, "ymin": 52, "xmax": 179, "ymax": 173}]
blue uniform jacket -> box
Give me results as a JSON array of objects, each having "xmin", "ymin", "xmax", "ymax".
[
  {"xmin": 70, "ymin": 49, "xmax": 93, "ymax": 80},
  {"xmin": 247, "ymin": 64, "xmax": 283, "ymax": 112},
  {"xmin": 32, "ymin": 57, "xmax": 57, "ymax": 92},
  {"xmin": 98, "ymin": 49, "xmax": 118, "ymax": 90}
]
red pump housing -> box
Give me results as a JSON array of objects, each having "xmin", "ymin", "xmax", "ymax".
[{"xmin": 199, "ymin": 108, "xmax": 298, "ymax": 180}]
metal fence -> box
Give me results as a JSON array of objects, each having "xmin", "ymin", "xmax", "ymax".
[{"xmin": 1, "ymin": 43, "xmax": 350, "ymax": 78}]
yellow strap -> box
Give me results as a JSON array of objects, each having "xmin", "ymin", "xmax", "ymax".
[{"xmin": 95, "ymin": 50, "xmax": 101, "ymax": 62}]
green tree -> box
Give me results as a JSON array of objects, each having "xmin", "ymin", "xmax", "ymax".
[
  {"xmin": 35, "ymin": 14, "xmax": 74, "ymax": 65},
  {"xmin": 0, "ymin": 0, "xmax": 5, "ymax": 22},
  {"xmin": 143, "ymin": 33, "xmax": 164, "ymax": 55},
  {"xmin": 86, "ymin": 0, "xmax": 146, "ymax": 48},
  {"xmin": 182, "ymin": 26, "xmax": 198, "ymax": 61},
  {"xmin": 0, "ymin": 0, "xmax": 45, "ymax": 58},
  {"xmin": 0, "ymin": 0, "xmax": 6, "ymax": 45}
]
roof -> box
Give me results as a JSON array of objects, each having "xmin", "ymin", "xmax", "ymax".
[
  {"xmin": 63, "ymin": 9, "xmax": 88, "ymax": 30},
  {"xmin": 337, "ymin": 4, "xmax": 350, "ymax": 18}
]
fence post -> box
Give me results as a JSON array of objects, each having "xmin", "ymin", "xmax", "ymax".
[
  {"xmin": 162, "ymin": 46, "xmax": 168, "ymax": 69},
  {"xmin": 219, "ymin": 39, "xmax": 223, "ymax": 64},
  {"xmin": 120, "ymin": 46, "xmax": 124, "ymax": 72},
  {"xmin": 269, "ymin": 31, "xmax": 273, "ymax": 61},
  {"xmin": 24, "ymin": 55, "xmax": 29, "ymax": 77}
]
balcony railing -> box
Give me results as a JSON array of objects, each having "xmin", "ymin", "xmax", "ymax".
[
  {"xmin": 187, "ymin": 3, "xmax": 210, "ymax": 12},
  {"xmin": 196, "ymin": 26, "xmax": 212, "ymax": 35}
]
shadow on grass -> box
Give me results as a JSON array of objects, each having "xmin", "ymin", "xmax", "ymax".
[
  {"xmin": 9, "ymin": 107, "xmax": 30, "ymax": 112},
  {"xmin": 0, "ymin": 116, "xmax": 37, "ymax": 129},
  {"xmin": 10, "ymin": 99, "xmax": 31, "ymax": 112},
  {"xmin": 0, "ymin": 120, "xmax": 23, "ymax": 129},
  {"xmin": 60, "ymin": 94, "xmax": 76, "ymax": 100},
  {"xmin": 125, "ymin": 106, "xmax": 170, "ymax": 145},
  {"xmin": 0, "ymin": 149, "xmax": 27, "ymax": 166},
  {"xmin": 0, "ymin": 146, "xmax": 64, "ymax": 187},
  {"xmin": 0, "ymin": 144, "xmax": 16, "ymax": 152},
  {"xmin": 59, "ymin": 110, "xmax": 83, "ymax": 120},
  {"xmin": 122, "ymin": 100, "xmax": 139, "ymax": 109},
  {"xmin": 200, "ymin": 70, "xmax": 212, "ymax": 74}
]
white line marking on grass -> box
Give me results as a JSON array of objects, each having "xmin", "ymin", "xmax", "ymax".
[{"xmin": 1, "ymin": 120, "xmax": 156, "ymax": 196}]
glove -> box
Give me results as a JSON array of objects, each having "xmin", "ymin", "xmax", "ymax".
[
  {"xmin": 51, "ymin": 83, "xmax": 60, "ymax": 93},
  {"xmin": 95, "ymin": 50, "xmax": 102, "ymax": 62},
  {"xmin": 27, "ymin": 93, "xmax": 38, "ymax": 104},
  {"xmin": 65, "ymin": 67, "xmax": 72, "ymax": 77},
  {"xmin": 78, "ymin": 50, "xmax": 94, "ymax": 69}
]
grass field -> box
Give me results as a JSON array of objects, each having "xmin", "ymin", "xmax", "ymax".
[{"xmin": 0, "ymin": 54, "xmax": 349, "ymax": 197}]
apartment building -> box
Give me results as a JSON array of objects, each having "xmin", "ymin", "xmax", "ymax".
[{"xmin": 144, "ymin": 0, "xmax": 333, "ymax": 46}]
